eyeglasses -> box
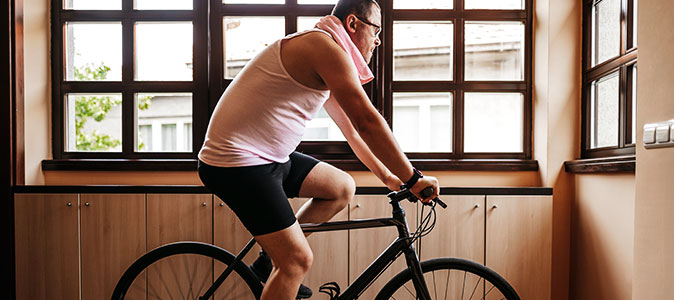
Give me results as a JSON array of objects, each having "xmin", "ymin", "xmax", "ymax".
[{"xmin": 354, "ymin": 15, "xmax": 381, "ymax": 37}]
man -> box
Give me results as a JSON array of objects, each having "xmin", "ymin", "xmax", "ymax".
[{"xmin": 197, "ymin": 1, "xmax": 439, "ymax": 299}]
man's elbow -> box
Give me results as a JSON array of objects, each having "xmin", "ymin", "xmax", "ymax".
[{"xmin": 351, "ymin": 113, "xmax": 385, "ymax": 136}]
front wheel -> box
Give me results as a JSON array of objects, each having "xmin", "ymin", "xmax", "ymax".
[
  {"xmin": 375, "ymin": 258, "xmax": 520, "ymax": 300},
  {"xmin": 111, "ymin": 242, "xmax": 263, "ymax": 300}
]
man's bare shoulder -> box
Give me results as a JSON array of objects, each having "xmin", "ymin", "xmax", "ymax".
[{"xmin": 286, "ymin": 31, "xmax": 347, "ymax": 60}]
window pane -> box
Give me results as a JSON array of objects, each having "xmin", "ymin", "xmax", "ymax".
[
  {"xmin": 632, "ymin": 0, "xmax": 638, "ymax": 48},
  {"xmin": 394, "ymin": 0, "xmax": 452, "ymax": 9},
  {"xmin": 224, "ymin": 17, "xmax": 285, "ymax": 79},
  {"xmin": 298, "ymin": 17, "xmax": 321, "ymax": 32},
  {"xmin": 298, "ymin": 0, "xmax": 337, "ymax": 4},
  {"xmin": 135, "ymin": 0, "xmax": 192, "ymax": 10},
  {"xmin": 394, "ymin": 21, "xmax": 453, "ymax": 81},
  {"xmin": 465, "ymin": 21, "xmax": 524, "ymax": 81},
  {"xmin": 592, "ymin": 0, "xmax": 620, "ymax": 67},
  {"xmin": 464, "ymin": 93, "xmax": 523, "ymax": 153},
  {"xmin": 631, "ymin": 65, "xmax": 637, "ymax": 145},
  {"xmin": 135, "ymin": 22, "xmax": 193, "ymax": 81},
  {"xmin": 136, "ymin": 93, "xmax": 192, "ymax": 152},
  {"xmin": 162, "ymin": 124, "xmax": 177, "ymax": 151},
  {"xmin": 65, "ymin": 22, "xmax": 122, "ymax": 81},
  {"xmin": 393, "ymin": 93, "xmax": 453, "ymax": 152},
  {"xmin": 224, "ymin": 0, "xmax": 284, "ymax": 4},
  {"xmin": 66, "ymin": 93, "xmax": 122, "ymax": 152},
  {"xmin": 465, "ymin": 0, "xmax": 523, "ymax": 10},
  {"xmin": 590, "ymin": 72, "xmax": 619, "ymax": 148},
  {"xmin": 303, "ymin": 107, "xmax": 346, "ymax": 141},
  {"xmin": 65, "ymin": 0, "xmax": 121, "ymax": 10}
]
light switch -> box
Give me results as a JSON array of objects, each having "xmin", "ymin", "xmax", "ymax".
[
  {"xmin": 643, "ymin": 125, "xmax": 656, "ymax": 144},
  {"xmin": 656, "ymin": 125, "xmax": 671, "ymax": 143}
]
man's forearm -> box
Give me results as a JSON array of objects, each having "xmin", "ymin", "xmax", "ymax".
[{"xmin": 354, "ymin": 115, "xmax": 414, "ymax": 183}]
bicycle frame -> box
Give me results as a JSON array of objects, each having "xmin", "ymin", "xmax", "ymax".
[{"xmin": 200, "ymin": 198, "xmax": 432, "ymax": 300}]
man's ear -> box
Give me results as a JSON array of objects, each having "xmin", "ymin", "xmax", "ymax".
[{"xmin": 345, "ymin": 14, "xmax": 358, "ymax": 33}]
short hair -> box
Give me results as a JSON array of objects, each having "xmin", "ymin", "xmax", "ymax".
[{"xmin": 331, "ymin": 0, "xmax": 380, "ymax": 22}]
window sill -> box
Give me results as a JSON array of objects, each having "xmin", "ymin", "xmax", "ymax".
[
  {"xmin": 42, "ymin": 158, "xmax": 539, "ymax": 172},
  {"xmin": 564, "ymin": 155, "xmax": 635, "ymax": 173}
]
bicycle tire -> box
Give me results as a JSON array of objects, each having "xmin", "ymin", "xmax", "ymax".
[
  {"xmin": 111, "ymin": 241, "xmax": 263, "ymax": 300},
  {"xmin": 375, "ymin": 258, "xmax": 520, "ymax": 300}
]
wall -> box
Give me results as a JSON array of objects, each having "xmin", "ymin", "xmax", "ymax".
[
  {"xmin": 533, "ymin": 0, "xmax": 581, "ymax": 299},
  {"xmin": 571, "ymin": 173, "xmax": 635, "ymax": 300},
  {"xmin": 23, "ymin": 0, "xmax": 50, "ymax": 185},
  {"xmin": 632, "ymin": 0, "xmax": 674, "ymax": 299}
]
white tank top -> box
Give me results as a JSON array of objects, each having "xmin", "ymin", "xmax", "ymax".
[{"xmin": 198, "ymin": 29, "xmax": 332, "ymax": 167}]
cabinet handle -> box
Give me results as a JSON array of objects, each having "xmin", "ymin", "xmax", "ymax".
[
  {"xmin": 355, "ymin": 203, "xmax": 361, "ymax": 208},
  {"xmin": 67, "ymin": 202, "xmax": 72, "ymax": 207},
  {"xmin": 219, "ymin": 203, "xmax": 224, "ymax": 207},
  {"xmin": 492, "ymin": 204, "xmax": 498, "ymax": 209},
  {"xmin": 474, "ymin": 203, "xmax": 480, "ymax": 208},
  {"xmin": 202, "ymin": 202, "xmax": 207, "ymax": 207},
  {"xmin": 85, "ymin": 202, "xmax": 90, "ymax": 206}
]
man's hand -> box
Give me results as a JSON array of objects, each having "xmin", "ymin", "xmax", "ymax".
[
  {"xmin": 384, "ymin": 173, "xmax": 403, "ymax": 191},
  {"xmin": 409, "ymin": 176, "xmax": 440, "ymax": 203}
]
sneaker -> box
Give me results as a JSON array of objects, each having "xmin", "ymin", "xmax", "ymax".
[{"xmin": 250, "ymin": 251, "xmax": 313, "ymax": 299}]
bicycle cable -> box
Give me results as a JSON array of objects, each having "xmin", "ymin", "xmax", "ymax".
[{"xmin": 406, "ymin": 200, "xmax": 438, "ymax": 244}]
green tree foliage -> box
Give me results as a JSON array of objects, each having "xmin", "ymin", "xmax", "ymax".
[{"xmin": 74, "ymin": 62, "xmax": 152, "ymax": 151}]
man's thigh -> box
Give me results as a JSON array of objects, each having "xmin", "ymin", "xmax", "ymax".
[{"xmin": 297, "ymin": 162, "xmax": 355, "ymax": 200}]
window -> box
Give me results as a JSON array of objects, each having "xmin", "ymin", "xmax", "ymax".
[
  {"xmin": 52, "ymin": 0, "xmax": 207, "ymax": 159},
  {"xmin": 581, "ymin": 0, "xmax": 637, "ymax": 158},
  {"xmin": 52, "ymin": 0, "xmax": 532, "ymax": 166},
  {"xmin": 388, "ymin": 0, "xmax": 532, "ymax": 159}
]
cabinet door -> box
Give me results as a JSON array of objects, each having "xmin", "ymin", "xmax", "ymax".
[
  {"xmin": 146, "ymin": 194, "xmax": 213, "ymax": 299},
  {"xmin": 213, "ymin": 196, "xmax": 261, "ymax": 300},
  {"xmin": 81, "ymin": 194, "xmax": 146, "ymax": 300},
  {"xmin": 290, "ymin": 198, "xmax": 349, "ymax": 297},
  {"xmin": 349, "ymin": 195, "xmax": 417, "ymax": 300},
  {"xmin": 14, "ymin": 194, "xmax": 79, "ymax": 300},
  {"xmin": 420, "ymin": 195, "xmax": 485, "ymax": 262},
  {"xmin": 486, "ymin": 196, "xmax": 552, "ymax": 300}
]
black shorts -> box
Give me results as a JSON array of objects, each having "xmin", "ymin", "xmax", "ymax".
[{"xmin": 198, "ymin": 151, "xmax": 320, "ymax": 236}]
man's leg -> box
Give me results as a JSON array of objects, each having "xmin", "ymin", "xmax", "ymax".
[
  {"xmin": 295, "ymin": 162, "xmax": 356, "ymax": 228},
  {"xmin": 255, "ymin": 221, "xmax": 313, "ymax": 300}
]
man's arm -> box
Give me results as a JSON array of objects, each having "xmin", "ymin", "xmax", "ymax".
[
  {"xmin": 323, "ymin": 95, "xmax": 403, "ymax": 191},
  {"xmin": 303, "ymin": 33, "xmax": 439, "ymax": 201}
]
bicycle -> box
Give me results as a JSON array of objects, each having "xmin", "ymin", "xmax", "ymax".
[{"xmin": 111, "ymin": 187, "xmax": 520, "ymax": 300}]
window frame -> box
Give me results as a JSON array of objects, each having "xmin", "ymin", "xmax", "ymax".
[
  {"xmin": 581, "ymin": 0, "xmax": 638, "ymax": 159},
  {"xmin": 385, "ymin": 0, "xmax": 533, "ymax": 160},
  {"xmin": 49, "ymin": 0, "xmax": 534, "ymax": 168},
  {"xmin": 50, "ymin": 0, "xmax": 209, "ymax": 159}
]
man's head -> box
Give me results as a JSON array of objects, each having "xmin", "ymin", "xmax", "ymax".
[{"xmin": 332, "ymin": 0, "xmax": 381, "ymax": 64}]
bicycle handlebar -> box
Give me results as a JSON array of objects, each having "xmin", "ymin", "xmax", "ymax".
[{"xmin": 387, "ymin": 187, "xmax": 447, "ymax": 209}]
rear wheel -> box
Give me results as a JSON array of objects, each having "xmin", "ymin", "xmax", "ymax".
[
  {"xmin": 111, "ymin": 242, "xmax": 263, "ymax": 300},
  {"xmin": 375, "ymin": 258, "xmax": 520, "ymax": 300}
]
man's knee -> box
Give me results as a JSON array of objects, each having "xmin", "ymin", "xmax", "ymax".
[
  {"xmin": 275, "ymin": 247, "xmax": 313, "ymax": 276},
  {"xmin": 336, "ymin": 172, "xmax": 356, "ymax": 205}
]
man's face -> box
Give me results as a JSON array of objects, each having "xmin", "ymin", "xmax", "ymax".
[{"xmin": 348, "ymin": 5, "xmax": 382, "ymax": 64}]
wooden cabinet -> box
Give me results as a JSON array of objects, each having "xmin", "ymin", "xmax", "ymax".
[
  {"xmin": 14, "ymin": 190, "xmax": 551, "ymax": 300},
  {"xmin": 80, "ymin": 194, "xmax": 146, "ymax": 300},
  {"xmin": 349, "ymin": 195, "xmax": 417, "ymax": 299},
  {"xmin": 213, "ymin": 196, "xmax": 262, "ymax": 300},
  {"xmin": 146, "ymin": 194, "xmax": 213, "ymax": 299},
  {"xmin": 486, "ymin": 196, "xmax": 552, "ymax": 300},
  {"xmin": 420, "ymin": 195, "xmax": 485, "ymax": 263},
  {"xmin": 14, "ymin": 194, "xmax": 79, "ymax": 300},
  {"xmin": 290, "ymin": 198, "xmax": 349, "ymax": 297}
]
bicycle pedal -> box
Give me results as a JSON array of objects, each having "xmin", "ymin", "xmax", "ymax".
[{"xmin": 319, "ymin": 281, "xmax": 341, "ymax": 300}]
